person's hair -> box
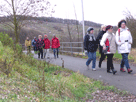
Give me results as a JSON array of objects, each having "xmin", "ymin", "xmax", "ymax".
[
  {"xmin": 44, "ymin": 35, "xmax": 47, "ymax": 37},
  {"xmin": 101, "ymin": 25, "xmax": 106, "ymax": 30},
  {"xmin": 118, "ymin": 19, "xmax": 126, "ymax": 28},
  {"xmin": 38, "ymin": 35, "xmax": 42, "ymax": 38}
]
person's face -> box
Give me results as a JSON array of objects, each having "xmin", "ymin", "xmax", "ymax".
[
  {"xmin": 102, "ymin": 27, "xmax": 106, "ymax": 31},
  {"xmin": 90, "ymin": 30, "xmax": 94, "ymax": 34},
  {"xmin": 108, "ymin": 27, "xmax": 113, "ymax": 33},
  {"xmin": 44, "ymin": 36, "xmax": 47, "ymax": 39},
  {"xmin": 39, "ymin": 36, "xmax": 41, "ymax": 39},
  {"xmin": 121, "ymin": 23, "xmax": 126, "ymax": 28},
  {"xmin": 27, "ymin": 37, "xmax": 29, "ymax": 40},
  {"xmin": 53, "ymin": 36, "xmax": 56, "ymax": 38}
]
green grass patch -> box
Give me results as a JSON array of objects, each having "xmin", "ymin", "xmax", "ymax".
[{"xmin": 0, "ymin": 32, "xmax": 133, "ymax": 101}]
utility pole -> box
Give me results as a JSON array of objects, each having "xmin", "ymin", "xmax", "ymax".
[{"xmin": 81, "ymin": 0, "xmax": 85, "ymax": 40}]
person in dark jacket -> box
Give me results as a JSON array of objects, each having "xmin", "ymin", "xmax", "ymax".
[
  {"xmin": 36, "ymin": 35, "xmax": 44, "ymax": 59},
  {"xmin": 96, "ymin": 25, "xmax": 106, "ymax": 68},
  {"xmin": 32, "ymin": 37, "xmax": 37, "ymax": 52},
  {"xmin": 84, "ymin": 27, "xmax": 98, "ymax": 71}
]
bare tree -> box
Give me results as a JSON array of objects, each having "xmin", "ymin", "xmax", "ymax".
[
  {"xmin": 124, "ymin": 10, "xmax": 136, "ymax": 48},
  {"xmin": 0, "ymin": 0, "xmax": 55, "ymax": 43}
]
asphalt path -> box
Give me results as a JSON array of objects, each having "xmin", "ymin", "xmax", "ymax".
[{"xmin": 24, "ymin": 51, "xmax": 136, "ymax": 95}]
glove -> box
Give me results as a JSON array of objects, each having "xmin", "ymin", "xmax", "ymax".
[{"xmin": 84, "ymin": 50, "xmax": 88, "ymax": 55}]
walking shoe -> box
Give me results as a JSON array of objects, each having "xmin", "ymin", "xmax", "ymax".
[
  {"xmin": 107, "ymin": 70, "xmax": 112, "ymax": 73},
  {"xmin": 112, "ymin": 69, "xmax": 117, "ymax": 75},
  {"xmin": 120, "ymin": 68, "xmax": 126, "ymax": 72},
  {"xmin": 92, "ymin": 68, "xmax": 96, "ymax": 71},
  {"xmin": 127, "ymin": 68, "xmax": 133, "ymax": 73},
  {"xmin": 98, "ymin": 62, "xmax": 101, "ymax": 68}
]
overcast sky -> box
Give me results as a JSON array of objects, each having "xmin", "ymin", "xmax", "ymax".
[{"xmin": 49, "ymin": 0, "xmax": 136, "ymax": 26}]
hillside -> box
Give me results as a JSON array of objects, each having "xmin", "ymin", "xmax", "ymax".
[{"xmin": 0, "ymin": 19, "xmax": 101, "ymax": 44}]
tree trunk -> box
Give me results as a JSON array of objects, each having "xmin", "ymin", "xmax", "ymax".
[{"xmin": 11, "ymin": 0, "xmax": 19, "ymax": 43}]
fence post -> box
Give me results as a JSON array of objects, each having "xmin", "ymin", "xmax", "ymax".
[
  {"xmin": 62, "ymin": 42, "xmax": 63, "ymax": 54},
  {"xmin": 81, "ymin": 43, "xmax": 83, "ymax": 56},
  {"xmin": 70, "ymin": 42, "xmax": 73, "ymax": 55}
]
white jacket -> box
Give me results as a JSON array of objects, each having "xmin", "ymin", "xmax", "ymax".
[
  {"xmin": 100, "ymin": 32, "xmax": 116, "ymax": 54},
  {"xmin": 116, "ymin": 27, "xmax": 132, "ymax": 54}
]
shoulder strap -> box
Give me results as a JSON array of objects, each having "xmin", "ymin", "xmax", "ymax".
[{"xmin": 118, "ymin": 29, "xmax": 120, "ymax": 41}]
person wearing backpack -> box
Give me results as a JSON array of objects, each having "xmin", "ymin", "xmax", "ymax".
[
  {"xmin": 96, "ymin": 25, "xmax": 106, "ymax": 68},
  {"xmin": 43, "ymin": 35, "xmax": 50, "ymax": 59},
  {"xmin": 116, "ymin": 20, "xmax": 133, "ymax": 73},
  {"xmin": 36, "ymin": 35, "xmax": 44, "ymax": 59},
  {"xmin": 32, "ymin": 37, "xmax": 37, "ymax": 52},
  {"xmin": 100, "ymin": 25, "xmax": 117, "ymax": 74},
  {"xmin": 84, "ymin": 27, "xmax": 98, "ymax": 71}
]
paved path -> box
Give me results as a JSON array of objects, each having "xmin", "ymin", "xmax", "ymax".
[{"xmin": 24, "ymin": 51, "xmax": 136, "ymax": 95}]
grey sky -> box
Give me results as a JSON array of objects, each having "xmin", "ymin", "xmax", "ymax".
[{"xmin": 49, "ymin": 0, "xmax": 136, "ymax": 26}]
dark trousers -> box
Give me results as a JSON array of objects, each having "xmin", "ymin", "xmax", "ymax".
[
  {"xmin": 53, "ymin": 48, "xmax": 59, "ymax": 58},
  {"xmin": 38, "ymin": 48, "xmax": 43, "ymax": 58},
  {"xmin": 106, "ymin": 54, "xmax": 114, "ymax": 71},
  {"xmin": 33, "ymin": 46, "xmax": 37, "ymax": 52},
  {"xmin": 27, "ymin": 46, "xmax": 31, "ymax": 54},
  {"xmin": 99, "ymin": 52, "xmax": 106, "ymax": 67}
]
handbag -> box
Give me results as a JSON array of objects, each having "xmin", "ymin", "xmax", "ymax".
[{"xmin": 102, "ymin": 46, "xmax": 109, "ymax": 53}]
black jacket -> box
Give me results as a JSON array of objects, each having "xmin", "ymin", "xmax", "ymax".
[
  {"xmin": 96, "ymin": 30, "xmax": 106, "ymax": 53},
  {"xmin": 84, "ymin": 34, "xmax": 98, "ymax": 52}
]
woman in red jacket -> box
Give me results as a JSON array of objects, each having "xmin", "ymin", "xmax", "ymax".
[
  {"xmin": 52, "ymin": 34, "xmax": 60, "ymax": 59},
  {"xmin": 43, "ymin": 35, "xmax": 50, "ymax": 59}
]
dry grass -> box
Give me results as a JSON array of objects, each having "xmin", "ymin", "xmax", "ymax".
[{"xmin": 130, "ymin": 48, "xmax": 136, "ymax": 62}]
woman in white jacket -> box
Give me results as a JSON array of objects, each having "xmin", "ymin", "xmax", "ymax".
[
  {"xmin": 100, "ymin": 25, "xmax": 117, "ymax": 75},
  {"xmin": 116, "ymin": 20, "xmax": 133, "ymax": 73}
]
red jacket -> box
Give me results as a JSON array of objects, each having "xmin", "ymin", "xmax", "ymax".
[
  {"xmin": 43, "ymin": 38, "xmax": 50, "ymax": 49},
  {"xmin": 52, "ymin": 37, "xmax": 60, "ymax": 48}
]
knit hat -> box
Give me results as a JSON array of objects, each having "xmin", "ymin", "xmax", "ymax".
[
  {"xmin": 87, "ymin": 27, "xmax": 94, "ymax": 34},
  {"xmin": 118, "ymin": 20, "xmax": 126, "ymax": 28},
  {"xmin": 53, "ymin": 34, "xmax": 56, "ymax": 37},
  {"xmin": 106, "ymin": 25, "xmax": 113, "ymax": 31}
]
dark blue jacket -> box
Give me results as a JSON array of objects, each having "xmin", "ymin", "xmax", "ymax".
[
  {"xmin": 96, "ymin": 30, "xmax": 106, "ymax": 53},
  {"xmin": 32, "ymin": 39, "xmax": 37, "ymax": 47},
  {"xmin": 84, "ymin": 34, "xmax": 98, "ymax": 52}
]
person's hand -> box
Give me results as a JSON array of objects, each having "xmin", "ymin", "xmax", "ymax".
[
  {"xmin": 84, "ymin": 50, "xmax": 88, "ymax": 55},
  {"xmin": 129, "ymin": 42, "xmax": 132, "ymax": 44},
  {"xmin": 103, "ymin": 46, "xmax": 106, "ymax": 50},
  {"xmin": 118, "ymin": 40, "xmax": 121, "ymax": 42}
]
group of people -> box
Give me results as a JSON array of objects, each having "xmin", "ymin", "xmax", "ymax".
[
  {"xmin": 25, "ymin": 34, "xmax": 60, "ymax": 59},
  {"xmin": 84, "ymin": 20, "xmax": 133, "ymax": 75}
]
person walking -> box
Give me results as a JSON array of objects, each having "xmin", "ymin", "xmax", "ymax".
[
  {"xmin": 43, "ymin": 35, "xmax": 50, "ymax": 59},
  {"xmin": 84, "ymin": 27, "xmax": 98, "ymax": 71},
  {"xmin": 36, "ymin": 35, "xmax": 44, "ymax": 59},
  {"xmin": 116, "ymin": 20, "xmax": 133, "ymax": 73},
  {"xmin": 32, "ymin": 37, "xmax": 37, "ymax": 52},
  {"xmin": 51, "ymin": 34, "xmax": 60, "ymax": 59},
  {"xmin": 96, "ymin": 25, "xmax": 106, "ymax": 68},
  {"xmin": 25, "ymin": 37, "xmax": 31, "ymax": 54},
  {"xmin": 100, "ymin": 25, "xmax": 117, "ymax": 74}
]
